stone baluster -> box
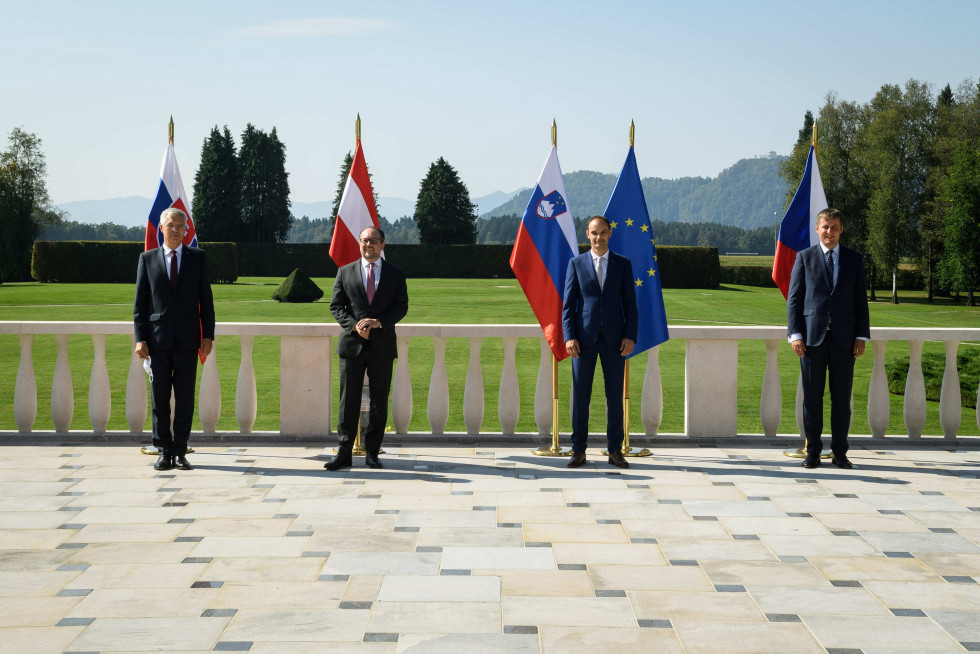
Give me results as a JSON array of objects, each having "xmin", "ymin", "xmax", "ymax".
[
  {"xmin": 51, "ymin": 334, "xmax": 73, "ymax": 433},
  {"xmin": 427, "ymin": 336, "xmax": 449, "ymax": 434},
  {"xmin": 199, "ymin": 343, "xmax": 221, "ymax": 434},
  {"xmin": 392, "ymin": 336, "xmax": 412, "ymax": 434},
  {"xmin": 463, "ymin": 337, "xmax": 484, "ymax": 434},
  {"xmin": 867, "ymin": 340, "xmax": 889, "ymax": 438},
  {"xmin": 795, "ymin": 374, "xmax": 805, "ymax": 438},
  {"xmin": 642, "ymin": 345, "xmax": 663, "ymax": 435},
  {"xmin": 939, "ymin": 340, "xmax": 961, "ymax": 438},
  {"xmin": 15, "ymin": 334, "xmax": 36, "ymax": 433},
  {"xmin": 903, "ymin": 340, "xmax": 926, "ymax": 439},
  {"xmin": 88, "ymin": 334, "xmax": 111, "ymax": 433},
  {"xmin": 498, "ymin": 336, "xmax": 519, "ymax": 435},
  {"xmin": 125, "ymin": 336, "xmax": 147, "ymax": 433},
  {"xmin": 236, "ymin": 335, "xmax": 257, "ymax": 434},
  {"xmin": 534, "ymin": 338, "xmax": 552, "ymax": 436},
  {"xmin": 760, "ymin": 340, "xmax": 781, "ymax": 437}
]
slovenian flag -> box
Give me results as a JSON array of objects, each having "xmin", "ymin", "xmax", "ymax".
[
  {"xmin": 510, "ymin": 145, "xmax": 578, "ymax": 360},
  {"xmin": 772, "ymin": 145, "xmax": 827, "ymax": 298},
  {"xmin": 605, "ymin": 145, "xmax": 669, "ymax": 356},
  {"xmin": 330, "ymin": 140, "xmax": 380, "ymax": 267},
  {"xmin": 145, "ymin": 141, "xmax": 198, "ymax": 252}
]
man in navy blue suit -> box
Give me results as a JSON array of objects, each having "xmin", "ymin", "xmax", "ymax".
[
  {"xmin": 562, "ymin": 215, "xmax": 638, "ymax": 469},
  {"xmin": 787, "ymin": 208, "xmax": 870, "ymax": 470}
]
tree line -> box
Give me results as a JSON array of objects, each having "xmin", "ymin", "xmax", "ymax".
[{"xmin": 780, "ymin": 78, "xmax": 980, "ymax": 305}]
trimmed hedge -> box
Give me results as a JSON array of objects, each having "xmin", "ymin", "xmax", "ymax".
[
  {"xmin": 31, "ymin": 241, "xmax": 238, "ymax": 283},
  {"xmin": 719, "ymin": 264, "xmax": 926, "ymax": 291},
  {"xmin": 655, "ymin": 246, "xmax": 720, "ymax": 289}
]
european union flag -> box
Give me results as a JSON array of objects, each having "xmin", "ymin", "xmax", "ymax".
[{"xmin": 605, "ymin": 145, "xmax": 669, "ymax": 356}]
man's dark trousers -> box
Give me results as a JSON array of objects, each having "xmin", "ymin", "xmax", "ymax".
[
  {"xmin": 571, "ymin": 338, "xmax": 626, "ymax": 454},
  {"xmin": 800, "ymin": 328, "xmax": 854, "ymax": 457}
]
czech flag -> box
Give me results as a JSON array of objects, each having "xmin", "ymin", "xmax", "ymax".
[
  {"xmin": 605, "ymin": 145, "xmax": 669, "ymax": 356},
  {"xmin": 510, "ymin": 145, "xmax": 578, "ymax": 360},
  {"xmin": 145, "ymin": 141, "xmax": 198, "ymax": 252},
  {"xmin": 330, "ymin": 140, "xmax": 380, "ymax": 267},
  {"xmin": 772, "ymin": 145, "xmax": 827, "ymax": 298}
]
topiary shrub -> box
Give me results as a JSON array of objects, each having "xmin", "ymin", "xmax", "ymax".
[{"xmin": 272, "ymin": 268, "xmax": 324, "ymax": 302}]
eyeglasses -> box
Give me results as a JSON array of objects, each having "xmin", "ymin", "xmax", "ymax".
[{"xmin": 359, "ymin": 238, "xmax": 381, "ymax": 245}]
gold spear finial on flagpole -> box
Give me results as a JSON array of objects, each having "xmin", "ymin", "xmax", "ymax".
[
  {"xmin": 356, "ymin": 114, "xmax": 361, "ymax": 146},
  {"xmin": 551, "ymin": 119, "xmax": 557, "ymax": 147},
  {"xmin": 629, "ymin": 119, "xmax": 635, "ymax": 147},
  {"xmin": 168, "ymin": 116, "xmax": 174, "ymax": 145},
  {"xmin": 812, "ymin": 122, "xmax": 818, "ymax": 156}
]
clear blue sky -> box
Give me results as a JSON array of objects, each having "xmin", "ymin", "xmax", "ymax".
[{"xmin": 2, "ymin": 0, "xmax": 978, "ymax": 207}]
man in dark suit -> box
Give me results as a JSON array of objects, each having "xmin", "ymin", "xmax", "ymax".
[
  {"xmin": 562, "ymin": 215, "xmax": 639, "ymax": 469},
  {"xmin": 325, "ymin": 226, "xmax": 409, "ymax": 471},
  {"xmin": 787, "ymin": 207, "xmax": 870, "ymax": 469},
  {"xmin": 134, "ymin": 208, "xmax": 215, "ymax": 471}
]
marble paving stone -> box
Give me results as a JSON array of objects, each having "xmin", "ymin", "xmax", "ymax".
[
  {"xmin": 174, "ymin": 502, "xmax": 282, "ymax": 519},
  {"xmin": 761, "ymin": 534, "xmax": 879, "ymax": 557},
  {"xmin": 0, "ymin": 481, "xmax": 75, "ymax": 497},
  {"xmin": 672, "ymin": 619, "xmax": 825, "ymax": 654},
  {"xmin": 0, "ymin": 511, "xmax": 76, "ymax": 529},
  {"xmin": 860, "ymin": 531, "xmax": 980, "ymax": 554},
  {"xmin": 189, "ymin": 536, "xmax": 309, "ymax": 558},
  {"xmin": 523, "ymin": 524, "xmax": 628, "ymax": 544},
  {"xmin": 307, "ymin": 530, "xmax": 418, "ymax": 553},
  {"xmin": 538, "ymin": 626, "xmax": 685, "ymax": 653},
  {"xmin": 249, "ymin": 642, "xmax": 394, "ymax": 653},
  {"xmin": 593, "ymin": 502, "xmax": 690, "ymax": 521},
  {"xmin": 746, "ymin": 585, "xmax": 891, "ymax": 616},
  {"xmin": 179, "ymin": 518, "xmax": 292, "ymax": 538},
  {"xmin": 927, "ymin": 610, "xmax": 980, "ymax": 641},
  {"xmin": 322, "ymin": 552, "xmax": 442, "ymax": 575},
  {"xmin": 170, "ymin": 487, "xmax": 272, "ymax": 503},
  {"xmin": 0, "ymin": 596, "xmax": 80, "ymax": 627},
  {"xmin": 394, "ymin": 510, "xmax": 496, "ymax": 529},
  {"xmin": 202, "ymin": 557, "xmax": 324, "ymax": 582},
  {"xmin": 495, "ymin": 506, "xmax": 595, "ymax": 524},
  {"xmin": 395, "ymin": 633, "xmax": 539, "ymax": 653},
  {"xmin": 683, "ymin": 500, "xmax": 784, "ymax": 517},
  {"xmin": 66, "ymin": 523, "xmax": 186, "ymax": 543},
  {"xmin": 807, "ymin": 556, "xmax": 940, "ymax": 582},
  {"xmin": 552, "ymin": 543, "xmax": 664, "ymax": 565},
  {"xmin": 803, "ymin": 615, "xmax": 962, "ymax": 651},
  {"xmin": 221, "ymin": 608, "xmax": 369, "ymax": 642},
  {"xmin": 716, "ymin": 515, "xmax": 830, "ymax": 536},
  {"xmin": 67, "ymin": 491, "xmax": 178, "ymax": 507},
  {"xmin": 0, "ymin": 625, "xmax": 85, "ymax": 654},
  {"xmin": 279, "ymin": 498, "xmax": 380, "ymax": 515},
  {"xmin": 590, "ymin": 564, "xmax": 712, "ymax": 591},
  {"xmin": 367, "ymin": 601, "xmax": 500, "ymax": 633},
  {"xmin": 862, "ymin": 580, "xmax": 980, "ymax": 609},
  {"xmin": 263, "ymin": 484, "xmax": 361, "ymax": 499},
  {"xmin": 731, "ymin": 482, "xmax": 833, "ymax": 498},
  {"xmin": 858, "ymin": 494, "xmax": 969, "ymax": 512},
  {"xmin": 416, "ymin": 527, "xmax": 524, "ymax": 548},
  {"xmin": 211, "ymin": 580, "xmax": 345, "ymax": 608},
  {"xmin": 342, "ymin": 575, "xmax": 384, "ymax": 602},
  {"xmin": 67, "ymin": 587, "xmax": 216, "ymax": 618},
  {"xmin": 375, "ymin": 494, "xmax": 474, "ymax": 510},
  {"xmin": 622, "ymin": 518, "xmax": 730, "ymax": 540},
  {"xmin": 66, "ymin": 541, "xmax": 197, "ymax": 564},
  {"xmin": 652, "ymin": 485, "xmax": 747, "ymax": 501},
  {"xmin": 0, "ymin": 549, "xmax": 74, "ymax": 571},
  {"xmin": 658, "ymin": 539, "xmax": 776, "ymax": 562},
  {"xmin": 0, "ymin": 528, "xmax": 72, "ymax": 550},
  {"xmin": 915, "ymin": 552, "xmax": 980, "ymax": 576},
  {"xmin": 471, "ymin": 491, "xmax": 566, "ymax": 507},
  {"xmin": 377, "ymin": 575, "xmax": 500, "ymax": 602},
  {"xmin": 770, "ymin": 497, "xmax": 874, "ymax": 514},
  {"xmin": 64, "ymin": 562, "xmax": 207, "ymax": 589},
  {"xmin": 293, "ymin": 514, "xmax": 397, "ymax": 533},
  {"xmin": 0, "ymin": 495, "xmax": 74, "ymax": 511},
  {"xmin": 67, "ymin": 616, "xmax": 229, "ymax": 651},
  {"xmin": 699, "ymin": 561, "xmax": 829, "ymax": 587},
  {"xmin": 562, "ymin": 489, "xmax": 659, "ymax": 504},
  {"xmin": 503, "ymin": 596, "xmax": 635, "ymax": 627},
  {"xmin": 442, "ymin": 546, "xmax": 555, "ymax": 571},
  {"xmin": 812, "ymin": 512, "xmax": 928, "ymax": 533},
  {"xmin": 72, "ymin": 506, "xmax": 184, "ymax": 524},
  {"xmin": 497, "ymin": 570, "xmax": 595, "ymax": 597},
  {"xmin": 0, "ymin": 570, "xmax": 79, "ymax": 597},
  {"xmin": 67, "ymin": 478, "xmax": 169, "ymax": 493},
  {"xmin": 628, "ymin": 590, "xmax": 766, "ymax": 621}
]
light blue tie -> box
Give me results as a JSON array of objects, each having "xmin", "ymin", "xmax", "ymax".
[{"xmin": 597, "ymin": 257, "xmax": 605, "ymax": 290}]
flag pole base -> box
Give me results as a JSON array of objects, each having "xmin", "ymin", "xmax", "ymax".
[
  {"xmin": 142, "ymin": 446, "xmax": 195, "ymax": 455},
  {"xmin": 601, "ymin": 446, "xmax": 653, "ymax": 457},
  {"xmin": 783, "ymin": 447, "xmax": 831, "ymax": 459},
  {"xmin": 334, "ymin": 410, "xmax": 384, "ymax": 456},
  {"xmin": 533, "ymin": 445, "xmax": 573, "ymax": 456}
]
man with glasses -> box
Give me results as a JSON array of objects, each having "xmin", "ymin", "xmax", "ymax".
[
  {"xmin": 324, "ymin": 226, "xmax": 409, "ymax": 470},
  {"xmin": 134, "ymin": 208, "xmax": 215, "ymax": 471}
]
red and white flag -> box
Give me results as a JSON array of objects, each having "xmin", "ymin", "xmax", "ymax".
[{"xmin": 329, "ymin": 140, "xmax": 380, "ymax": 266}]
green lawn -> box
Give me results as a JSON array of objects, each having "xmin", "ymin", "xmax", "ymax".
[{"xmin": 1, "ymin": 279, "xmax": 977, "ymax": 437}]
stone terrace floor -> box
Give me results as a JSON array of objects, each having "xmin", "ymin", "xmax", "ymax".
[{"xmin": 2, "ymin": 440, "xmax": 980, "ymax": 653}]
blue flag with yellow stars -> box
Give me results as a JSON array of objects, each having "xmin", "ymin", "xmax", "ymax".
[{"xmin": 604, "ymin": 145, "xmax": 669, "ymax": 356}]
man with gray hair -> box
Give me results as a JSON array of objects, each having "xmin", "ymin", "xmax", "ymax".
[{"xmin": 134, "ymin": 208, "xmax": 215, "ymax": 471}]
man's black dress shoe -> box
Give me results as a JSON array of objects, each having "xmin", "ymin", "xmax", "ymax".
[
  {"xmin": 365, "ymin": 452, "xmax": 383, "ymax": 469},
  {"xmin": 153, "ymin": 454, "xmax": 173, "ymax": 471},
  {"xmin": 324, "ymin": 456, "xmax": 352, "ymax": 471},
  {"xmin": 567, "ymin": 452, "xmax": 587, "ymax": 468},
  {"xmin": 607, "ymin": 451, "xmax": 630, "ymax": 468},
  {"xmin": 174, "ymin": 455, "xmax": 193, "ymax": 471},
  {"xmin": 802, "ymin": 454, "xmax": 821, "ymax": 469},
  {"xmin": 831, "ymin": 454, "xmax": 853, "ymax": 469}
]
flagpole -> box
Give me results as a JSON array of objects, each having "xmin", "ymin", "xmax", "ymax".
[
  {"xmin": 168, "ymin": 116, "xmax": 174, "ymax": 145},
  {"xmin": 356, "ymin": 113, "xmax": 361, "ymax": 146},
  {"xmin": 534, "ymin": 118, "xmax": 571, "ymax": 457}
]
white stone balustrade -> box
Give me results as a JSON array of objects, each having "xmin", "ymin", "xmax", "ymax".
[{"xmin": 1, "ymin": 321, "xmax": 978, "ymax": 439}]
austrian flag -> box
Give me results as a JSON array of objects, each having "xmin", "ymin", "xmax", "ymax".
[{"xmin": 330, "ymin": 141, "xmax": 380, "ymax": 267}]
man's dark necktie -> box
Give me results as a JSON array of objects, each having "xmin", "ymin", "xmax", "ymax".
[
  {"xmin": 170, "ymin": 250, "xmax": 178, "ymax": 290},
  {"xmin": 825, "ymin": 250, "xmax": 835, "ymax": 290},
  {"xmin": 366, "ymin": 262, "xmax": 376, "ymax": 304}
]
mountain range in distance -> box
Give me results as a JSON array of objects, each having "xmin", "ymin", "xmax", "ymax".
[{"xmin": 55, "ymin": 154, "xmax": 789, "ymax": 231}]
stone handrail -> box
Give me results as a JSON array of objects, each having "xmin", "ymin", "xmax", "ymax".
[{"xmin": 2, "ymin": 321, "xmax": 978, "ymax": 439}]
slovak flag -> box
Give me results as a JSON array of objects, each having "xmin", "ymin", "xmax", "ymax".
[
  {"xmin": 772, "ymin": 145, "xmax": 827, "ymax": 298},
  {"xmin": 330, "ymin": 140, "xmax": 380, "ymax": 267},
  {"xmin": 145, "ymin": 141, "xmax": 198, "ymax": 252},
  {"xmin": 510, "ymin": 146, "xmax": 578, "ymax": 360}
]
